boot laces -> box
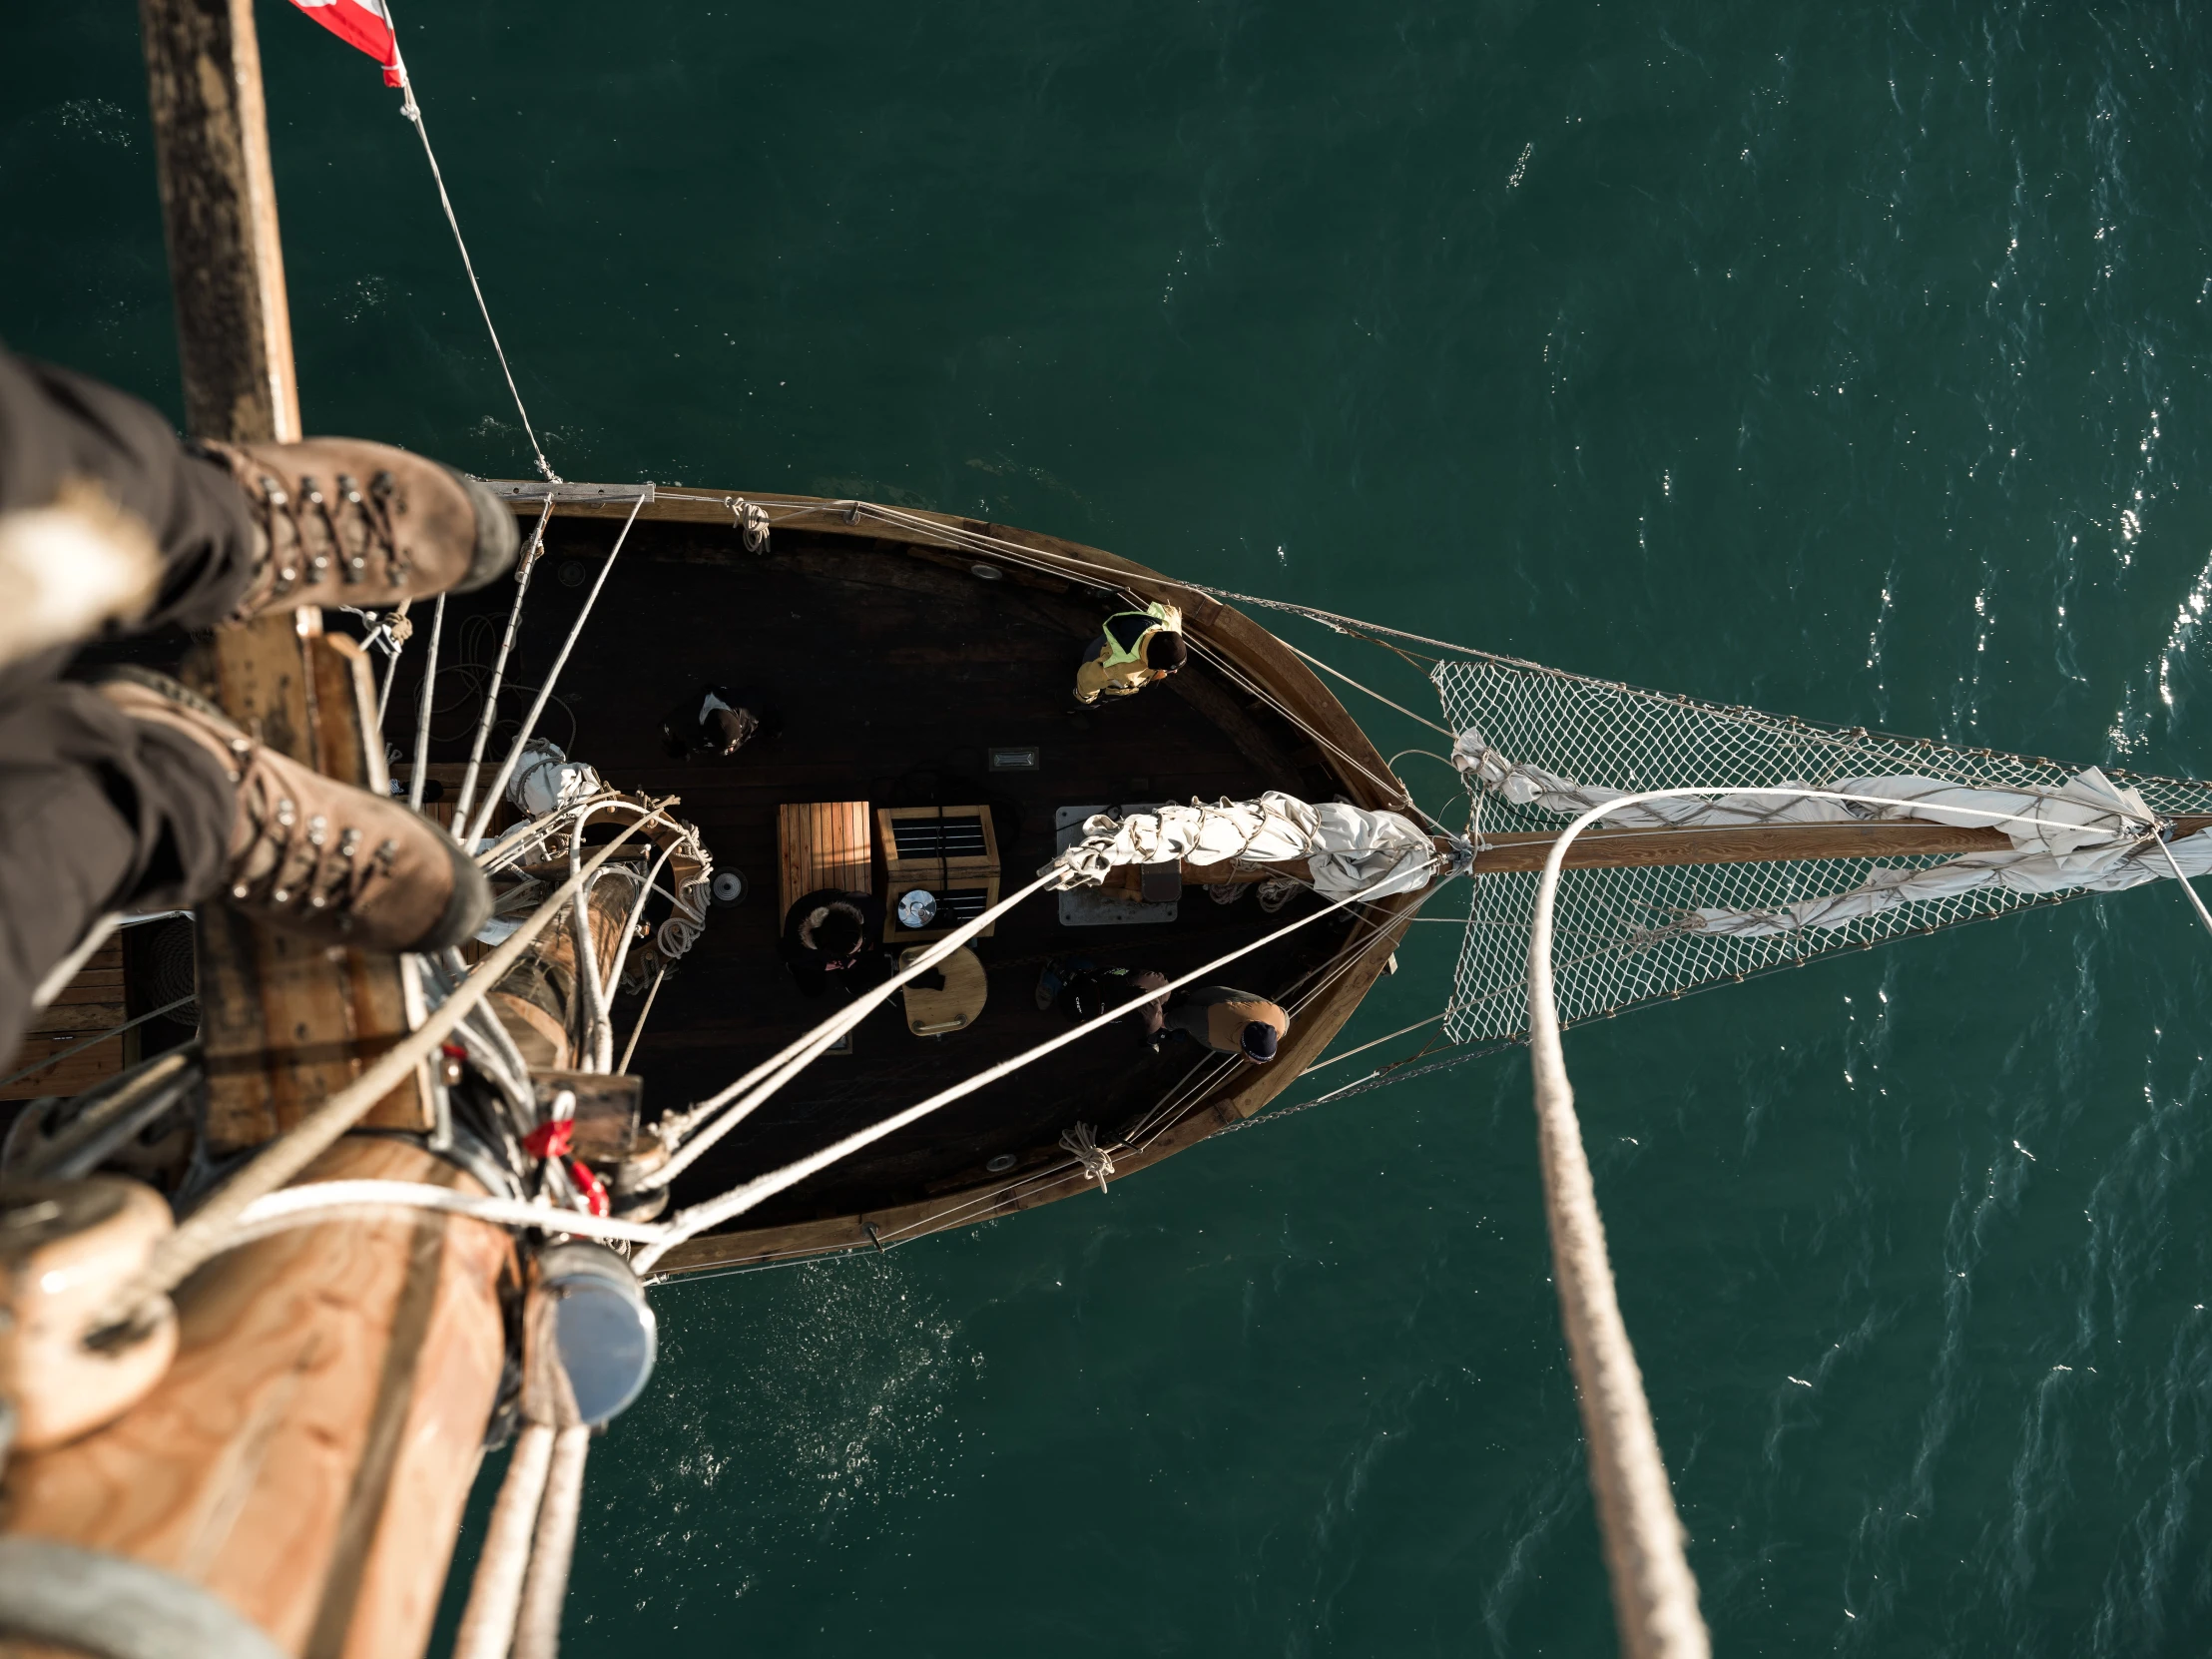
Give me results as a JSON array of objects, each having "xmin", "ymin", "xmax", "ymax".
[
  {"xmin": 255, "ymin": 468, "xmax": 407, "ymax": 602},
  {"xmin": 230, "ymin": 776, "xmax": 405, "ymax": 934}
]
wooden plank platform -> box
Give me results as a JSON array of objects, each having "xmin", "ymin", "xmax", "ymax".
[{"xmin": 778, "ymin": 801, "xmax": 873, "ymax": 916}]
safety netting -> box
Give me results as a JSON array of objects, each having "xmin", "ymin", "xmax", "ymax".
[{"xmin": 1431, "ymin": 653, "xmax": 2212, "ymax": 1047}]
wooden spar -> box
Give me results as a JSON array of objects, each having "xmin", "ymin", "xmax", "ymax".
[
  {"xmin": 195, "ymin": 622, "xmax": 440, "ymax": 1147},
  {"xmin": 1100, "ymin": 815, "xmax": 2212, "ymax": 893},
  {"xmin": 0, "ymin": 5, "xmax": 511, "ymax": 1657},
  {"xmin": 137, "ymin": 0, "xmax": 299, "ymax": 444},
  {"xmin": 3, "ymin": 1139, "xmax": 510, "ymax": 1659}
]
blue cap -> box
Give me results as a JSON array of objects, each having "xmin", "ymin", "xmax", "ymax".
[{"xmin": 1241, "ymin": 1021, "xmax": 1279, "ymax": 1061}]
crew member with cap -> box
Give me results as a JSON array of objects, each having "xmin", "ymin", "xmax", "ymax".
[
  {"xmin": 1159, "ymin": 983, "xmax": 1290, "ymax": 1063},
  {"xmin": 781, "ymin": 887, "xmax": 887, "ymax": 998},
  {"xmin": 661, "ymin": 684, "xmax": 776, "ymax": 760},
  {"xmin": 1073, "ymin": 599, "xmax": 1186, "ymax": 706}
]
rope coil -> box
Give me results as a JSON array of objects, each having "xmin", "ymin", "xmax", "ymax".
[{"xmin": 1057, "ymin": 1122, "xmax": 1115, "ymax": 1189}]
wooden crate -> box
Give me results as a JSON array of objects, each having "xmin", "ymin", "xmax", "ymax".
[
  {"xmin": 878, "ymin": 806, "xmax": 1001, "ymax": 943},
  {"xmin": 778, "ymin": 802, "xmax": 874, "ymax": 919}
]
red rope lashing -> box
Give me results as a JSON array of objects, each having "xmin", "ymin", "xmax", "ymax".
[{"xmin": 521, "ymin": 1119, "xmax": 610, "ymax": 1218}]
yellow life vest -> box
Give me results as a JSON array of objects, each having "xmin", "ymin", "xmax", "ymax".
[{"xmin": 1097, "ymin": 601, "xmax": 1182, "ymax": 669}]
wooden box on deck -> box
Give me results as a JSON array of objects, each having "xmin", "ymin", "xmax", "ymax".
[
  {"xmin": 778, "ymin": 802, "xmax": 874, "ymax": 921},
  {"xmin": 876, "ymin": 805, "xmax": 1002, "ymax": 943}
]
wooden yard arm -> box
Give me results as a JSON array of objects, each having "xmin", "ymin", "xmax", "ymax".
[{"xmin": 1097, "ymin": 815, "xmax": 2212, "ymax": 894}]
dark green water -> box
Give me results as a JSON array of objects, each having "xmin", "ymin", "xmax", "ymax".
[{"xmin": 14, "ymin": 1, "xmax": 2212, "ymax": 1652}]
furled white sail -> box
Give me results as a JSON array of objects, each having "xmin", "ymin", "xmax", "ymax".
[
  {"xmin": 1051, "ymin": 792, "xmax": 1443, "ymax": 900},
  {"xmin": 1451, "ymin": 726, "xmax": 2209, "ymax": 939}
]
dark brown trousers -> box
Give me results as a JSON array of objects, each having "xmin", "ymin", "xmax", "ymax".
[{"xmin": 0, "ymin": 352, "xmax": 256, "ymax": 1061}]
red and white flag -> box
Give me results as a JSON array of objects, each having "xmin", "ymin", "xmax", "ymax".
[{"xmin": 288, "ymin": 0, "xmax": 406, "ymax": 89}]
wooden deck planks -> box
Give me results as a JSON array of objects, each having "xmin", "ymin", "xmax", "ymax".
[
  {"xmin": 2, "ymin": 940, "xmax": 130, "ymax": 1102},
  {"xmin": 777, "ymin": 802, "xmax": 874, "ymax": 917}
]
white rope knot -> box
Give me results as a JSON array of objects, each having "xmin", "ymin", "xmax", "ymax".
[
  {"xmin": 726, "ymin": 498, "xmax": 771, "ymax": 552},
  {"xmin": 1058, "ymin": 1121, "xmax": 1116, "ymax": 1190},
  {"xmin": 386, "ymin": 613, "xmax": 414, "ymax": 647},
  {"xmin": 1452, "ymin": 727, "xmax": 1547, "ymax": 802}
]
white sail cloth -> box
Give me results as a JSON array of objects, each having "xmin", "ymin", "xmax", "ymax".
[
  {"xmin": 1451, "ymin": 726, "xmax": 2202, "ymax": 938},
  {"xmin": 1683, "ymin": 827, "xmax": 2212, "ymax": 937},
  {"xmin": 506, "ymin": 738, "xmax": 605, "ymax": 817},
  {"xmin": 1050, "ymin": 792, "xmax": 1440, "ymax": 900}
]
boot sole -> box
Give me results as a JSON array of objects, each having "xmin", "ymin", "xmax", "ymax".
[
  {"xmin": 413, "ymin": 836, "xmax": 495, "ymax": 953},
  {"xmin": 451, "ymin": 473, "xmax": 522, "ymax": 594},
  {"xmin": 90, "ymin": 664, "xmax": 229, "ymax": 724}
]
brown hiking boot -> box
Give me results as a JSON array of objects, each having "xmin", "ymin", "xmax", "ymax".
[
  {"xmin": 96, "ymin": 670, "xmax": 493, "ymax": 954},
  {"xmin": 197, "ymin": 437, "xmax": 519, "ymax": 619}
]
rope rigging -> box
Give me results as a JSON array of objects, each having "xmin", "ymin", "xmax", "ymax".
[
  {"xmin": 90, "ymin": 813, "xmax": 672, "ymax": 1336},
  {"xmin": 630, "ymin": 853, "xmax": 1446, "ymax": 1272},
  {"xmin": 406, "ymin": 593, "xmax": 445, "ymax": 814},
  {"xmin": 463, "ymin": 491, "xmax": 649, "ymax": 847},
  {"xmin": 385, "ymin": 24, "xmax": 560, "ymax": 485},
  {"xmin": 85, "ymin": 850, "xmax": 1437, "ymax": 1316},
  {"xmin": 452, "ymin": 493, "xmax": 555, "ymax": 830}
]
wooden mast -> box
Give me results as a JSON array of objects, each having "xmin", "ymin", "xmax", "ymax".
[{"xmin": 2, "ymin": 5, "xmax": 512, "ymax": 1655}]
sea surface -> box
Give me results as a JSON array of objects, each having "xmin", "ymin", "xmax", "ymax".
[{"xmin": 11, "ymin": 2, "xmax": 2212, "ymax": 1652}]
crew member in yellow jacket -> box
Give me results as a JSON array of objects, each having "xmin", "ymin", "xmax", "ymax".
[{"xmin": 1072, "ymin": 600, "xmax": 1187, "ymax": 705}]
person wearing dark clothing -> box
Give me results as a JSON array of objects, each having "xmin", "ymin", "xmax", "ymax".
[
  {"xmin": 0, "ymin": 349, "xmax": 518, "ymax": 1060},
  {"xmin": 659, "ymin": 684, "xmax": 778, "ymax": 760},
  {"xmin": 1160, "ymin": 984, "xmax": 1289, "ymax": 1062},
  {"xmin": 781, "ymin": 886, "xmax": 889, "ymax": 998},
  {"xmin": 1035, "ymin": 958, "xmax": 1169, "ymax": 1045}
]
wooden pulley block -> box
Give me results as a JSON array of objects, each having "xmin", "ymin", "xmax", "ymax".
[
  {"xmin": 0, "ymin": 1180, "xmax": 177, "ymax": 1452},
  {"xmin": 609, "ymin": 1135, "xmax": 671, "ymax": 1222}
]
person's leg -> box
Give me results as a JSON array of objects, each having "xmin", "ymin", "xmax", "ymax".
[
  {"xmin": 0, "ymin": 347, "xmax": 518, "ymax": 670},
  {"xmin": 0, "ymin": 668, "xmax": 496, "ymax": 1062},
  {"xmin": 0, "ymin": 352, "xmax": 260, "ymax": 635},
  {"xmin": 0, "ymin": 352, "xmax": 512, "ymax": 1057},
  {"xmin": 0, "ymin": 681, "xmax": 235, "ymax": 1061}
]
